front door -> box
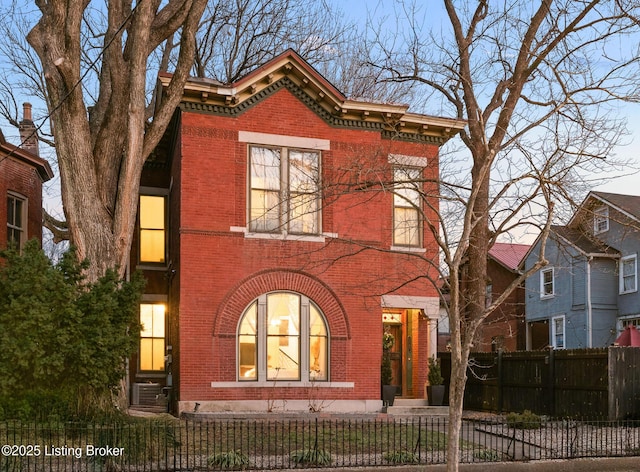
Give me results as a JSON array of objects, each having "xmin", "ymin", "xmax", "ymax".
[{"xmin": 385, "ymin": 323, "xmax": 403, "ymax": 395}]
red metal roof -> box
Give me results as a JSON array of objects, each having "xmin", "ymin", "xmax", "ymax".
[{"xmin": 489, "ymin": 243, "xmax": 531, "ymax": 271}]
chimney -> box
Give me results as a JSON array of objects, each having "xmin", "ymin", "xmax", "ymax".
[{"xmin": 19, "ymin": 102, "xmax": 39, "ymax": 156}]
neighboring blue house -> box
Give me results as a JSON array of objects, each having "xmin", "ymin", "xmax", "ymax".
[{"xmin": 523, "ymin": 191, "xmax": 640, "ymax": 350}]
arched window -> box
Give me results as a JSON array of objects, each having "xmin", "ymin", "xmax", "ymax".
[{"xmin": 238, "ymin": 292, "xmax": 328, "ymax": 382}]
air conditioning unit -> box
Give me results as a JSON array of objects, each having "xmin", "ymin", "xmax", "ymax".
[{"xmin": 132, "ymin": 383, "xmax": 162, "ymax": 405}]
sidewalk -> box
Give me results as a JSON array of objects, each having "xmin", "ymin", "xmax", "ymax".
[{"xmin": 326, "ymin": 457, "xmax": 639, "ymax": 471}]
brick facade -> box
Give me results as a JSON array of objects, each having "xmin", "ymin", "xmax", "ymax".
[
  {"xmin": 133, "ymin": 51, "xmax": 464, "ymax": 413},
  {"xmin": 0, "ymin": 125, "xmax": 53, "ymax": 250}
]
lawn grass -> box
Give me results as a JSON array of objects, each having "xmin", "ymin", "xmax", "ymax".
[{"xmin": 0, "ymin": 416, "xmax": 448, "ymax": 461}]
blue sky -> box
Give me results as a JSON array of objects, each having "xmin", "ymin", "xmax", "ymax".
[{"xmin": 333, "ymin": 0, "xmax": 640, "ymax": 198}]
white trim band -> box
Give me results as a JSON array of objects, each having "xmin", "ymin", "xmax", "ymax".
[{"xmin": 238, "ymin": 131, "xmax": 331, "ymax": 150}]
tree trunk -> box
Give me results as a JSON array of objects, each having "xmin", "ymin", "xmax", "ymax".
[{"xmin": 26, "ymin": 0, "xmax": 207, "ymax": 282}]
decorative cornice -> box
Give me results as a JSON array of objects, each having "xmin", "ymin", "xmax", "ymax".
[
  {"xmin": 178, "ymin": 77, "xmax": 457, "ymax": 143},
  {"xmin": 381, "ymin": 130, "xmax": 449, "ymax": 145},
  {"xmin": 179, "ymin": 76, "xmax": 387, "ymax": 130},
  {"xmin": 160, "ymin": 49, "xmax": 465, "ymax": 144}
]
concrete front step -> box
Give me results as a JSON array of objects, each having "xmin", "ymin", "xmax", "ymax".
[
  {"xmin": 386, "ymin": 399, "xmax": 449, "ymax": 416},
  {"xmin": 391, "ymin": 398, "xmax": 429, "ymax": 407}
]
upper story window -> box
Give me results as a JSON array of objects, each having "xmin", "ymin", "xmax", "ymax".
[
  {"xmin": 7, "ymin": 193, "xmax": 26, "ymax": 250},
  {"xmin": 485, "ymin": 283, "xmax": 493, "ymax": 308},
  {"xmin": 620, "ymin": 254, "xmax": 637, "ymax": 294},
  {"xmin": 393, "ymin": 167, "xmax": 422, "ymax": 247},
  {"xmin": 540, "ymin": 267, "xmax": 554, "ymax": 298},
  {"xmin": 249, "ymin": 145, "xmax": 320, "ymax": 235},
  {"xmin": 139, "ymin": 194, "xmax": 167, "ymax": 264},
  {"xmin": 238, "ymin": 291, "xmax": 328, "ymax": 382},
  {"xmin": 593, "ymin": 206, "xmax": 609, "ymax": 234}
]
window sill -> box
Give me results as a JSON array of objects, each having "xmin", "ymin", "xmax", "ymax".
[
  {"xmin": 230, "ymin": 226, "xmax": 338, "ymax": 242},
  {"xmin": 390, "ymin": 245, "xmax": 426, "ymax": 253},
  {"xmin": 211, "ymin": 381, "xmax": 354, "ymax": 388},
  {"xmin": 136, "ymin": 264, "xmax": 168, "ymax": 271},
  {"xmin": 540, "ymin": 294, "xmax": 555, "ymax": 300},
  {"xmin": 135, "ymin": 373, "xmax": 166, "ymax": 379},
  {"xmin": 619, "ymin": 290, "xmax": 637, "ymax": 295}
]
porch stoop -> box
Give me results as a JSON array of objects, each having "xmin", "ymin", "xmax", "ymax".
[{"xmin": 385, "ymin": 398, "xmax": 449, "ymax": 416}]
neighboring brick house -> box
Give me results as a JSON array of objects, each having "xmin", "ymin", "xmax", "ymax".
[
  {"xmin": 471, "ymin": 243, "xmax": 529, "ymax": 352},
  {"xmin": 0, "ymin": 104, "xmax": 53, "ymax": 250},
  {"xmin": 524, "ymin": 191, "xmax": 640, "ymax": 350},
  {"xmin": 130, "ymin": 50, "xmax": 464, "ymax": 413}
]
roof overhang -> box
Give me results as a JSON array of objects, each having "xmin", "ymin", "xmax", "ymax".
[
  {"xmin": 568, "ymin": 191, "xmax": 640, "ymax": 227},
  {"xmin": 158, "ymin": 49, "xmax": 466, "ymax": 144},
  {"xmin": 0, "ymin": 132, "xmax": 53, "ymax": 182}
]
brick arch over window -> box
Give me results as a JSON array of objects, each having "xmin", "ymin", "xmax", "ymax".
[{"xmin": 215, "ymin": 269, "xmax": 351, "ymax": 340}]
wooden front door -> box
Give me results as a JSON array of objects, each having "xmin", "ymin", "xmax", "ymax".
[{"xmin": 386, "ymin": 323, "xmax": 402, "ymax": 395}]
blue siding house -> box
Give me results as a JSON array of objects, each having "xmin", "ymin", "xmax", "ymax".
[{"xmin": 523, "ymin": 192, "xmax": 640, "ymax": 349}]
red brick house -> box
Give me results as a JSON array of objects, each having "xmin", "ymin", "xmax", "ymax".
[
  {"xmin": 132, "ymin": 51, "xmax": 464, "ymax": 413},
  {"xmin": 1, "ymin": 104, "xmax": 53, "ymax": 251},
  {"xmin": 472, "ymin": 243, "xmax": 529, "ymax": 352}
]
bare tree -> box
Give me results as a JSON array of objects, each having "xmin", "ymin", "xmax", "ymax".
[
  {"xmin": 191, "ymin": 0, "xmax": 350, "ymax": 83},
  {"xmin": 354, "ymin": 1, "xmax": 640, "ymax": 469},
  {"xmin": 0, "ymin": 0, "xmax": 205, "ymax": 282},
  {"xmin": 0, "ymin": 0, "xmax": 368, "ymax": 281}
]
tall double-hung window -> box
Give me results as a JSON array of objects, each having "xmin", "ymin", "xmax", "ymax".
[
  {"xmin": 7, "ymin": 193, "xmax": 26, "ymax": 249},
  {"xmin": 620, "ymin": 254, "xmax": 638, "ymax": 294},
  {"xmin": 139, "ymin": 303, "xmax": 165, "ymax": 371},
  {"xmin": 249, "ymin": 146, "xmax": 320, "ymax": 234},
  {"xmin": 139, "ymin": 194, "xmax": 167, "ymax": 264},
  {"xmin": 540, "ymin": 267, "xmax": 554, "ymax": 298},
  {"xmin": 593, "ymin": 206, "xmax": 609, "ymax": 234},
  {"xmin": 393, "ymin": 167, "xmax": 422, "ymax": 247},
  {"xmin": 552, "ymin": 316, "xmax": 565, "ymax": 349}
]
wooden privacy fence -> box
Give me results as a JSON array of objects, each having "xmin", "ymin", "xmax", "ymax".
[{"xmin": 439, "ymin": 347, "xmax": 640, "ymax": 420}]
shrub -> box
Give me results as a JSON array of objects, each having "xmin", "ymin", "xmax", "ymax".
[
  {"xmin": 208, "ymin": 450, "xmax": 250, "ymax": 469},
  {"xmin": 290, "ymin": 448, "xmax": 332, "ymax": 465},
  {"xmin": 506, "ymin": 410, "xmax": 542, "ymax": 429},
  {"xmin": 381, "ymin": 331, "xmax": 394, "ymax": 385},
  {"xmin": 0, "ymin": 241, "xmax": 144, "ymax": 419},
  {"xmin": 384, "ymin": 450, "xmax": 419, "ymax": 464},
  {"xmin": 428, "ymin": 356, "xmax": 444, "ymax": 385}
]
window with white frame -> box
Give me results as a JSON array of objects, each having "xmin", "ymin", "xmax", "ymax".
[
  {"xmin": 393, "ymin": 167, "xmax": 422, "ymax": 247},
  {"xmin": 238, "ymin": 292, "xmax": 328, "ymax": 382},
  {"xmin": 249, "ymin": 146, "xmax": 320, "ymax": 234},
  {"xmin": 139, "ymin": 303, "xmax": 166, "ymax": 371},
  {"xmin": 540, "ymin": 267, "xmax": 554, "ymax": 298},
  {"xmin": 620, "ymin": 254, "xmax": 637, "ymax": 294},
  {"xmin": 593, "ymin": 206, "xmax": 609, "ymax": 234},
  {"xmin": 552, "ymin": 316, "xmax": 565, "ymax": 349},
  {"xmin": 7, "ymin": 193, "xmax": 26, "ymax": 250}
]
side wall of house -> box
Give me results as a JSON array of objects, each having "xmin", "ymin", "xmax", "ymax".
[
  {"xmin": 474, "ymin": 259, "xmax": 525, "ymax": 352},
  {"xmin": 525, "ymin": 236, "xmax": 587, "ymax": 349},
  {"xmin": 0, "ymin": 156, "xmax": 44, "ymax": 248},
  {"xmin": 595, "ymin": 208, "xmax": 640, "ymax": 319}
]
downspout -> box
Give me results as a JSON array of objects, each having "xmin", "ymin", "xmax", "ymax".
[{"xmin": 587, "ymin": 256, "xmax": 593, "ymax": 348}]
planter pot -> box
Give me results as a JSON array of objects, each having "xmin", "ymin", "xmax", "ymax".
[
  {"xmin": 382, "ymin": 385, "xmax": 396, "ymax": 407},
  {"xmin": 427, "ymin": 385, "xmax": 445, "ymax": 406}
]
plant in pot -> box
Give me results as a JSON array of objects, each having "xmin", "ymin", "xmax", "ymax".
[
  {"xmin": 427, "ymin": 356, "xmax": 445, "ymax": 406},
  {"xmin": 381, "ymin": 330, "xmax": 396, "ymax": 407}
]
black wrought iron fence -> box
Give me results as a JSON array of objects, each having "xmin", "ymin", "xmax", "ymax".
[{"xmin": 1, "ymin": 416, "xmax": 639, "ymax": 471}]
